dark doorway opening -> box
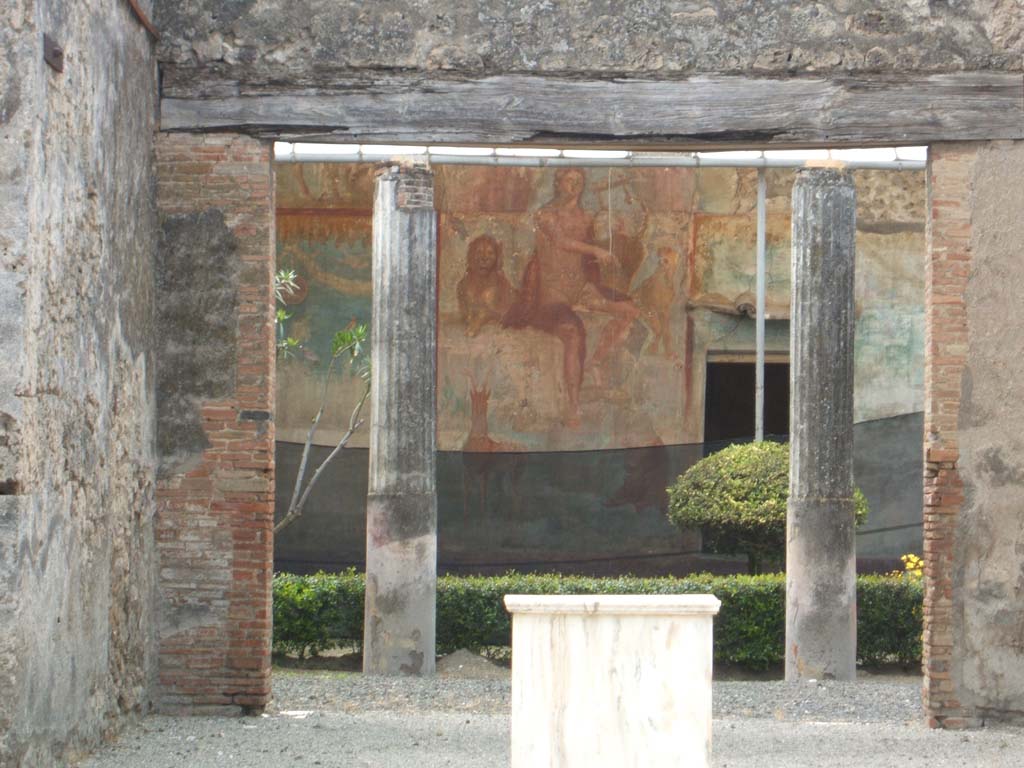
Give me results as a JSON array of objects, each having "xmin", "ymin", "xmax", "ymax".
[{"xmin": 703, "ymin": 361, "xmax": 790, "ymax": 444}]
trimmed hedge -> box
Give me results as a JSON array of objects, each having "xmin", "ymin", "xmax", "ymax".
[
  {"xmin": 273, "ymin": 571, "xmax": 922, "ymax": 669},
  {"xmin": 273, "ymin": 570, "xmax": 366, "ymax": 658}
]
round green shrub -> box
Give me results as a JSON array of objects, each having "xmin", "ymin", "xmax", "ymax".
[{"xmin": 667, "ymin": 441, "xmax": 869, "ymax": 573}]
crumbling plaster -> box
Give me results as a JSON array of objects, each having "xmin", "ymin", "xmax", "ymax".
[
  {"xmin": 0, "ymin": 0, "xmax": 158, "ymax": 764},
  {"xmin": 154, "ymin": 0, "xmax": 1023, "ymax": 96},
  {"xmin": 155, "ymin": 209, "xmax": 239, "ymax": 474},
  {"xmin": 955, "ymin": 139, "xmax": 1024, "ymax": 722}
]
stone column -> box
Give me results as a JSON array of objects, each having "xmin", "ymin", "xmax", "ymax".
[
  {"xmin": 786, "ymin": 168, "xmax": 857, "ymax": 682},
  {"xmin": 363, "ymin": 163, "xmax": 438, "ymax": 675}
]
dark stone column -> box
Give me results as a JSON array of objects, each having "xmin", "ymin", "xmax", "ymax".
[
  {"xmin": 363, "ymin": 163, "xmax": 438, "ymax": 675},
  {"xmin": 786, "ymin": 167, "xmax": 857, "ymax": 681}
]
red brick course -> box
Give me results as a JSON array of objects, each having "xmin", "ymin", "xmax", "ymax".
[
  {"xmin": 155, "ymin": 134, "xmax": 275, "ymax": 714},
  {"xmin": 922, "ymin": 143, "xmax": 975, "ymax": 728}
]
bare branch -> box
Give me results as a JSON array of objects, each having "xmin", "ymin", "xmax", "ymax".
[
  {"xmin": 275, "ymin": 383, "xmax": 370, "ymax": 535},
  {"xmin": 283, "ymin": 340, "xmax": 360, "ymax": 518}
]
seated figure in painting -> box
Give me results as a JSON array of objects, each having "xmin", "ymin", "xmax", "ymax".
[
  {"xmin": 457, "ymin": 234, "xmax": 514, "ymax": 337},
  {"xmin": 503, "ymin": 167, "xmax": 640, "ymax": 426}
]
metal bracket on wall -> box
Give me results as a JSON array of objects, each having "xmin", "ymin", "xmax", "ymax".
[{"xmin": 43, "ymin": 34, "xmax": 63, "ymax": 73}]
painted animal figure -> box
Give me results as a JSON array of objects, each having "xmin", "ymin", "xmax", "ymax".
[
  {"xmin": 457, "ymin": 235, "xmax": 513, "ymax": 337},
  {"xmin": 461, "ymin": 374, "xmax": 522, "ymax": 523},
  {"xmin": 463, "ymin": 380, "xmax": 506, "ymax": 454},
  {"xmin": 635, "ymin": 246, "xmax": 680, "ymax": 357}
]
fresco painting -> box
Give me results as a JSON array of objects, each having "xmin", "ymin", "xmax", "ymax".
[
  {"xmin": 273, "ymin": 162, "xmax": 927, "ymax": 569},
  {"xmin": 274, "ymin": 163, "xmax": 373, "ymax": 445},
  {"xmin": 437, "ymin": 164, "xmax": 697, "ymax": 452},
  {"xmin": 275, "ymin": 162, "xmax": 926, "ymax": 451}
]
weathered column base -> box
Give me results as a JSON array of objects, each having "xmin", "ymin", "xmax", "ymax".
[
  {"xmin": 785, "ymin": 498, "xmax": 857, "ymax": 681},
  {"xmin": 364, "ymin": 492, "xmax": 437, "ymax": 676}
]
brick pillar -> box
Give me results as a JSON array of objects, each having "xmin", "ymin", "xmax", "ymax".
[
  {"xmin": 154, "ymin": 134, "xmax": 275, "ymax": 714},
  {"xmin": 363, "ymin": 164, "xmax": 438, "ymax": 675},
  {"xmin": 922, "ymin": 143, "xmax": 974, "ymax": 728},
  {"xmin": 786, "ymin": 168, "xmax": 857, "ymax": 682}
]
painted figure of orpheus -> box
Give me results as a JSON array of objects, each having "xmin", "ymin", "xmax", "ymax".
[
  {"xmin": 457, "ymin": 234, "xmax": 514, "ymax": 337},
  {"xmin": 504, "ymin": 168, "xmax": 640, "ymax": 426}
]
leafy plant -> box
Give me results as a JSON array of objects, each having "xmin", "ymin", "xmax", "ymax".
[
  {"xmin": 666, "ymin": 442, "xmax": 869, "ymax": 574},
  {"xmin": 272, "ymin": 570, "xmax": 923, "ymax": 669},
  {"xmin": 274, "ymin": 269, "xmax": 302, "ymax": 358},
  {"xmin": 856, "ymin": 574, "xmax": 923, "ymax": 666},
  {"xmin": 272, "ymin": 570, "xmax": 365, "ymax": 657},
  {"xmin": 273, "ymin": 268, "xmax": 371, "ymax": 534}
]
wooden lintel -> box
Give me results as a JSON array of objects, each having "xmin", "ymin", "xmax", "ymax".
[{"xmin": 159, "ymin": 72, "xmax": 1024, "ymax": 148}]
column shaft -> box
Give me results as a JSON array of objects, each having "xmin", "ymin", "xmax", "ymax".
[
  {"xmin": 364, "ymin": 164, "xmax": 437, "ymax": 675},
  {"xmin": 786, "ymin": 168, "xmax": 857, "ymax": 681}
]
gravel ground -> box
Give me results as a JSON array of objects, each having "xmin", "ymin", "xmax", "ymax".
[
  {"xmin": 76, "ymin": 664, "xmax": 1024, "ymax": 768},
  {"xmin": 270, "ymin": 668, "xmax": 924, "ymax": 723}
]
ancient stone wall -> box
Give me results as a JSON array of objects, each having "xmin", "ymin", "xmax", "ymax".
[
  {"xmin": 921, "ymin": 143, "xmax": 1024, "ymax": 729},
  {"xmin": 924, "ymin": 141, "xmax": 1024, "ymax": 727},
  {"xmin": 0, "ymin": 0, "xmax": 158, "ymax": 763},
  {"xmin": 922, "ymin": 143, "xmax": 972, "ymax": 727},
  {"xmin": 154, "ymin": 133, "xmax": 275, "ymax": 714},
  {"xmin": 142, "ymin": 0, "xmax": 1024, "ymax": 731},
  {"xmin": 153, "ymin": 0, "xmax": 1023, "ymax": 94},
  {"xmin": 955, "ymin": 141, "xmax": 1024, "ymax": 725}
]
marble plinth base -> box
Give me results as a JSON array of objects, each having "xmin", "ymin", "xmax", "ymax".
[{"xmin": 504, "ymin": 594, "xmax": 721, "ymax": 768}]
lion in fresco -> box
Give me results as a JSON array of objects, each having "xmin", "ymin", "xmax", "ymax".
[{"xmin": 457, "ymin": 234, "xmax": 514, "ymax": 337}]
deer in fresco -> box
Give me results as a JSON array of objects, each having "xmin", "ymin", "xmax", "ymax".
[
  {"xmin": 634, "ymin": 246, "xmax": 682, "ymax": 358},
  {"xmin": 461, "ymin": 372, "xmax": 522, "ymax": 523}
]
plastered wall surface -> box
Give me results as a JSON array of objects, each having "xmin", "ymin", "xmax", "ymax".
[
  {"xmin": 954, "ymin": 140, "xmax": 1024, "ymax": 722},
  {"xmin": 153, "ymin": 0, "xmax": 1023, "ymax": 94},
  {"xmin": 0, "ymin": 0, "xmax": 158, "ymax": 764},
  {"xmin": 275, "ymin": 164, "xmax": 924, "ymax": 448},
  {"xmin": 273, "ymin": 162, "xmax": 925, "ymax": 570}
]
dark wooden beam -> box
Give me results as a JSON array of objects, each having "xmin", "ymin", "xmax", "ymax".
[{"xmin": 160, "ymin": 72, "xmax": 1024, "ymax": 148}]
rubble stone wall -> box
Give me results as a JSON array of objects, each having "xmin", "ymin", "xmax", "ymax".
[
  {"xmin": 0, "ymin": 0, "xmax": 159, "ymax": 763},
  {"xmin": 154, "ymin": 0, "xmax": 1024, "ymax": 95}
]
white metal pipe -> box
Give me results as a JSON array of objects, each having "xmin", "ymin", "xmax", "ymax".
[
  {"xmin": 275, "ymin": 144, "xmax": 925, "ymax": 171},
  {"xmin": 755, "ymin": 168, "xmax": 767, "ymax": 442}
]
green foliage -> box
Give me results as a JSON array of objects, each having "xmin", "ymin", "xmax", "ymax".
[
  {"xmin": 274, "ymin": 268, "xmax": 299, "ymax": 303},
  {"xmin": 331, "ymin": 323, "xmax": 370, "ymax": 383},
  {"xmin": 331, "ymin": 324, "xmax": 367, "ymax": 359},
  {"xmin": 277, "ymin": 333, "xmax": 301, "ymax": 359},
  {"xmin": 856, "ymin": 574, "xmax": 924, "ymax": 666},
  {"xmin": 273, "ymin": 571, "xmax": 922, "ymax": 669},
  {"xmin": 667, "ymin": 442, "xmax": 869, "ymax": 573},
  {"xmin": 272, "ymin": 571, "xmax": 365, "ymax": 658},
  {"xmin": 274, "ymin": 269, "xmax": 301, "ymax": 358}
]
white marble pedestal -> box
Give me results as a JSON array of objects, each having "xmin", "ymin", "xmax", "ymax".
[{"xmin": 504, "ymin": 594, "xmax": 721, "ymax": 768}]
